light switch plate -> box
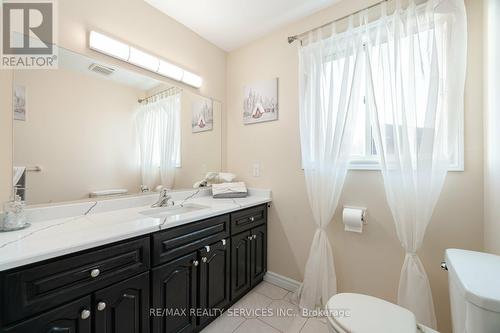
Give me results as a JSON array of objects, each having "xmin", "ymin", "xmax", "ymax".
[{"xmin": 252, "ymin": 163, "xmax": 260, "ymax": 177}]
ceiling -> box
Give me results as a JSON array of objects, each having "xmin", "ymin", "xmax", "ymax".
[{"xmin": 144, "ymin": 0, "xmax": 340, "ymax": 51}]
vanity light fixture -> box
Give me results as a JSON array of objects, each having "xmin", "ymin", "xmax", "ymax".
[
  {"xmin": 89, "ymin": 31, "xmax": 203, "ymax": 88},
  {"xmin": 158, "ymin": 60, "xmax": 183, "ymax": 81},
  {"xmin": 129, "ymin": 47, "xmax": 160, "ymax": 72},
  {"xmin": 88, "ymin": 31, "xmax": 130, "ymax": 61}
]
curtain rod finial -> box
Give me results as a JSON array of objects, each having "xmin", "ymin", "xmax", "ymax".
[{"xmin": 288, "ymin": 36, "xmax": 297, "ymax": 44}]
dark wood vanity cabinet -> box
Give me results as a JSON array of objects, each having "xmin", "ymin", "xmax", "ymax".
[
  {"xmin": 230, "ymin": 231, "xmax": 252, "ymax": 300},
  {"xmin": 198, "ymin": 239, "xmax": 231, "ymax": 327},
  {"xmin": 230, "ymin": 223, "xmax": 267, "ymax": 302},
  {"xmin": 0, "ymin": 204, "xmax": 268, "ymax": 333},
  {"xmin": 2, "ymin": 272, "xmax": 150, "ymax": 333},
  {"xmin": 94, "ymin": 272, "xmax": 150, "ymax": 333},
  {"xmin": 2, "ymin": 296, "xmax": 92, "ymax": 333},
  {"xmin": 250, "ymin": 224, "xmax": 267, "ymax": 286}
]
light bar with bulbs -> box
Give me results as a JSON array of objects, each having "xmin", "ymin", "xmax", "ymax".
[{"xmin": 89, "ymin": 31, "xmax": 203, "ymax": 88}]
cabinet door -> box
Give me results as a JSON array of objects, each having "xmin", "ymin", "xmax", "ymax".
[
  {"xmin": 231, "ymin": 231, "xmax": 252, "ymax": 301},
  {"xmin": 199, "ymin": 239, "xmax": 230, "ymax": 327},
  {"xmin": 250, "ymin": 225, "xmax": 267, "ymax": 286},
  {"xmin": 94, "ymin": 272, "xmax": 150, "ymax": 333},
  {"xmin": 152, "ymin": 252, "xmax": 198, "ymax": 333},
  {"xmin": 3, "ymin": 296, "xmax": 91, "ymax": 333}
]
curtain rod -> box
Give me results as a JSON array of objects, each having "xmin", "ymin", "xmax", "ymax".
[
  {"xmin": 287, "ymin": 0, "xmax": 388, "ymax": 44},
  {"xmin": 138, "ymin": 86, "xmax": 182, "ymax": 103}
]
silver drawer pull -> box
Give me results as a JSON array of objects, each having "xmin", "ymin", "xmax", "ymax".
[
  {"xmin": 193, "ymin": 260, "xmax": 199, "ymax": 267},
  {"xmin": 247, "ymin": 236, "xmax": 253, "ymax": 241},
  {"xmin": 90, "ymin": 269, "xmax": 100, "ymax": 278},
  {"xmin": 97, "ymin": 302, "xmax": 106, "ymax": 311},
  {"xmin": 249, "ymin": 216, "xmax": 255, "ymax": 222},
  {"xmin": 205, "ymin": 245, "xmax": 211, "ymax": 252},
  {"xmin": 202, "ymin": 257, "xmax": 207, "ymax": 263},
  {"xmin": 221, "ymin": 239, "xmax": 226, "ymax": 246},
  {"xmin": 81, "ymin": 309, "xmax": 91, "ymax": 320},
  {"xmin": 252, "ymin": 235, "xmax": 257, "ymax": 240}
]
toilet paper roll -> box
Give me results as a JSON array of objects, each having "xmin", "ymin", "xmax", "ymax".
[{"xmin": 343, "ymin": 207, "xmax": 365, "ymax": 233}]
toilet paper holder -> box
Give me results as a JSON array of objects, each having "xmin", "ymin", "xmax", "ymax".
[
  {"xmin": 342, "ymin": 206, "xmax": 367, "ymax": 233},
  {"xmin": 343, "ymin": 206, "xmax": 367, "ymax": 221}
]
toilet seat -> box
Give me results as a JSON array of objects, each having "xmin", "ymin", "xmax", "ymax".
[{"xmin": 325, "ymin": 293, "xmax": 418, "ymax": 333}]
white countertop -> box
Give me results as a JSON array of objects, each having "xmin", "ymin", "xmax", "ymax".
[{"xmin": 0, "ymin": 188, "xmax": 271, "ymax": 272}]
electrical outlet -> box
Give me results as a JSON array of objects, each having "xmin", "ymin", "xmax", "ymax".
[{"xmin": 252, "ymin": 163, "xmax": 260, "ymax": 177}]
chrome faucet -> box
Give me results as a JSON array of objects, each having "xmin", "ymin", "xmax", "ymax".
[{"xmin": 151, "ymin": 189, "xmax": 174, "ymax": 208}]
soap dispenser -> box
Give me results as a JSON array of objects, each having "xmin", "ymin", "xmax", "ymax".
[{"xmin": 1, "ymin": 190, "xmax": 30, "ymax": 232}]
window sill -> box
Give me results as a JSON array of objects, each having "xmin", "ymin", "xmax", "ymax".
[{"xmin": 348, "ymin": 161, "xmax": 464, "ymax": 172}]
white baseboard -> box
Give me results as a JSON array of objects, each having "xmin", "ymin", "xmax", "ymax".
[{"xmin": 264, "ymin": 271, "xmax": 301, "ymax": 292}]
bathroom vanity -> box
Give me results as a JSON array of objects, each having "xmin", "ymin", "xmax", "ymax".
[
  {"xmin": 1, "ymin": 36, "xmax": 266, "ymax": 333},
  {"xmin": 0, "ymin": 190, "xmax": 270, "ymax": 333}
]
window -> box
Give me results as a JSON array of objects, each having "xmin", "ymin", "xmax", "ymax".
[{"xmin": 334, "ymin": 41, "xmax": 464, "ymax": 172}]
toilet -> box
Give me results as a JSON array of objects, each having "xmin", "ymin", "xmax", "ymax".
[{"xmin": 325, "ymin": 249, "xmax": 500, "ymax": 333}]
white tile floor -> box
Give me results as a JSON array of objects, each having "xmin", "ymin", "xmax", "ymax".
[{"xmin": 201, "ymin": 281, "xmax": 330, "ymax": 333}]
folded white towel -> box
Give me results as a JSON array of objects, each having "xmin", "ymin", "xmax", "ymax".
[
  {"xmin": 89, "ymin": 189, "xmax": 128, "ymax": 198},
  {"xmin": 212, "ymin": 182, "xmax": 247, "ymax": 198}
]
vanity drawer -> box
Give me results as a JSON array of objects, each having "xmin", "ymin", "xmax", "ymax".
[
  {"xmin": 230, "ymin": 204, "xmax": 267, "ymax": 235},
  {"xmin": 1, "ymin": 236, "xmax": 150, "ymax": 324},
  {"xmin": 152, "ymin": 214, "xmax": 230, "ymax": 266}
]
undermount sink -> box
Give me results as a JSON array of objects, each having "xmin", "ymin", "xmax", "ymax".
[{"xmin": 139, "ymin": 203, "xmax": 209, "ymax": 219}]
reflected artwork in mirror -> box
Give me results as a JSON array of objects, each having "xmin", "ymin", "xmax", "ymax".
[{"xmin": 12, "ymin": 46, "xmax": 222, "ymax": 205}]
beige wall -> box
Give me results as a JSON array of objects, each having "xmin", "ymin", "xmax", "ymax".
[
  {"xmin": 0, "ymin": 71, "xmax": 13, "ymax": 204},
  {"xmin": 175, "ymin": 94, "xmax": 223, "ymax": 189},
  {"xmin": 0, "ymin": 0, "xmax": 227, "ymax": 202},
  {"xmin": 225, "ymin": 0, "xmax": 484, "ymax": 332},
  {"xmin": 484, "ymin": 0, "xmax": 500, "ymax": 255}
]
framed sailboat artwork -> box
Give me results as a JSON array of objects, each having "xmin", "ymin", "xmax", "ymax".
[
  {"xmin": 192, "ymin": 95, "xmax": 213, "ymax": 133},
  {"xmin": 243, "ymin": 78, "xmax": 279, "ymax": 125}
]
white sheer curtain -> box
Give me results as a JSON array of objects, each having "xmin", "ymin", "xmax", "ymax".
[
  {"xmin": 298, "ymin": 19, "xmax": 365, "ymax": 310},
  {"xmin": 364, "ymin": 0, "xmax": 466, "ymax": 328},
  {"xmin": 136, "ymin": 92, "xmax": 181, "ymax": 190}
]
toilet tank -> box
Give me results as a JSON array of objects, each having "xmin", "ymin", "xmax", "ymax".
[{"xmin": 445, "ymin": 249, "xmax": 500, "ymax": 333}]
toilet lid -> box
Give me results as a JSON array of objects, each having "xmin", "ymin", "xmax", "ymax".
[{"xmin": 326, "ymin": 293, "xmax": 417, "ymax": 333}]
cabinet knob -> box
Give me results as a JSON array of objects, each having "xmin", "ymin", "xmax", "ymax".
[
  {"xmin": 249, "ymin": 216, "xmax": 255, "ymax": 222},
  {"xmin": 221, "ymin": 239, "xmax": 226, "ymax": 246},
  {"xmin": 204, "ymin": 245, "xmax": 211, "ymax": 252},
  {"xmin": 80, "ymin": 309, "xmax": 91, "ymax": 320},
  {"xmin": 97, "ymin": 302, "xmax": 106, "ymax": 311},
  {"xmin": 252, "ymin": 235, "xmax": 257, "ymax": 240},
  {"xmin": 202, "ymin": 257, "xmax": 207, "ymax": 263},
  {"xmin": 247, "ymin": 236, "xmax": 253, "ymax": 241},
  {"xmin": 90, "ymin": 269, "xmax": 100, "ymax": 278},
  {"xmin": 193, "ymin": 260, "xmax": 199, "ymax": 267}
]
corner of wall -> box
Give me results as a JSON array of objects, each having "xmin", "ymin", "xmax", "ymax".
[{"xmin": 483, "ymin": 0, "xmax": 500, "ymax": 255}]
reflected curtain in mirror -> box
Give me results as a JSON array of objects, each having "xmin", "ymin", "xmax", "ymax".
[{"xmin": 136, "ymin": 93, "xmax": 181, "ymax": 190}]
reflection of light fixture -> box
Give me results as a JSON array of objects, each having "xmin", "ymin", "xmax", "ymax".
[{"xmin": 89, "ymin": 31, "xmax": 203, "ymax": 88}]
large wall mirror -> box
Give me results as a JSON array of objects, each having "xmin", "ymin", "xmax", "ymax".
[{"xmin": 12, "ymin": 46, "xmax": 222, "ymax": 205}]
